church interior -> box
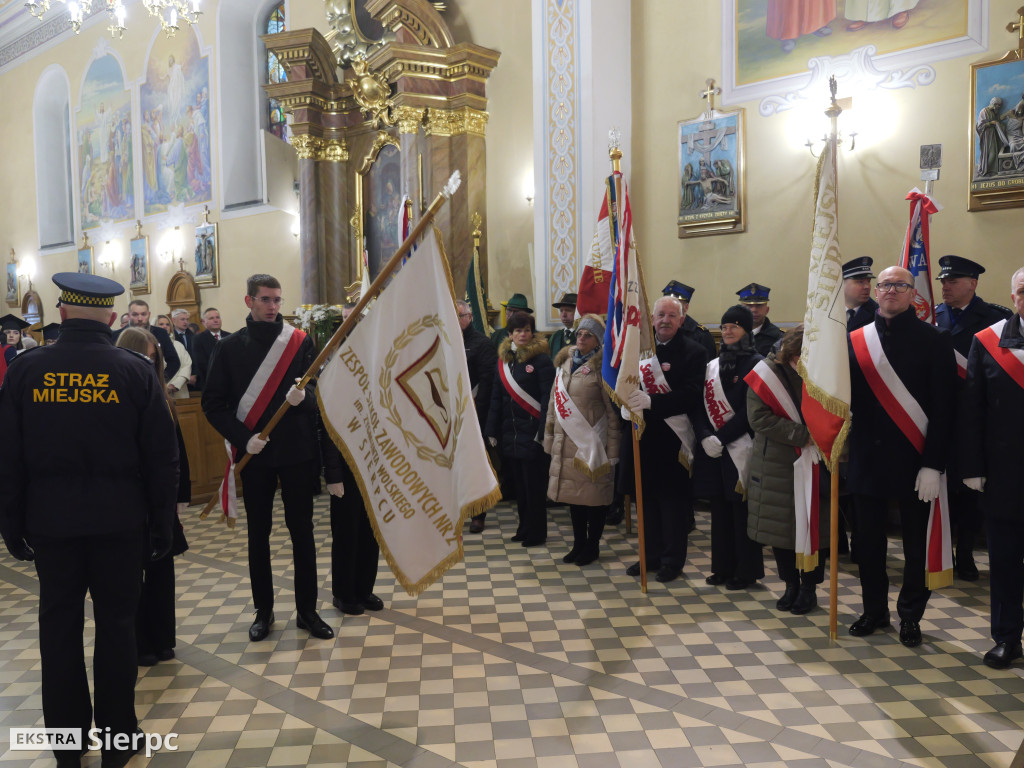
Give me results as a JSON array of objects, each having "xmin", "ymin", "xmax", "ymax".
[{"xmin": 2, "ymin": 0, "xmax": 1024, "ymax": 766}]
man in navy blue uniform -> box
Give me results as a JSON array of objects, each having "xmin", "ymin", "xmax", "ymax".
[
  {"xmin": 843, "ymin": 256, "xmax": 878, "ymax": 331},
  {"xmin": 664, "ymin": 280, "xmax": 717, "ymax": 361},
  {"xmin": 934, "ymin": 255, "xmax": 1011, "ymax": 580},
  {"xmin": 737, "ymin": 283, "xmax": 784, "ymax": 357},
  {"xmin": 0, "ymin": 272, "xmax": 178, "ymax": 768}
]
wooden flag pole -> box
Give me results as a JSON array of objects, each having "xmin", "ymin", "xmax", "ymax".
[
  {"xmin": 825, "ymin": 76, "xmax": 842, "ymax": 642},
  {"xmin": 632, "ymin": 425, "xmax": 647, "ymax": 593},
  {"xmin": 200, "ymin": 171, "xmax": 463, "ymax": 521}
]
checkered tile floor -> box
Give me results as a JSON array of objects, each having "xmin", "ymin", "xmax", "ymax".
[{"xmin": 1, "ymin": 497, "xmax": 1022, "ymax": 767}]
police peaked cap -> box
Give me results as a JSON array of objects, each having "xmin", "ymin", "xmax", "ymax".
[{"xmin": 936, "ymin": 255, "xmax": 985, "ymax": 280}]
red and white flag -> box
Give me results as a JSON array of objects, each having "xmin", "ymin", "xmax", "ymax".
[
  {"xmin": 898, "ymin": 188, "xmax": 942, "ymax": 325},
  {"xmin": 576, "ymin": 176, "xmax": 619, "ymax": 317},
  {"xmin": 798, "ymin": 142, "xmax": 851, "ymax": 470}
]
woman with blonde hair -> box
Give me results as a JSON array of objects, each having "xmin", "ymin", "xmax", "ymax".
[
  {"xmin": 543, "ymin": 315, "xmax": 620, "ymax": 565},
  {"xmin": 116, "ymin": 327, "xmax": 190, "ymax": 665}
]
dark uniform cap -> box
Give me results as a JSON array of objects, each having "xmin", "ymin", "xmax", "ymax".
[
  {"xmin": 41, "ymin": 322, "xmax": 61, "ymax": 342},
  {"xmin": 736, "ymin": 283, "xmax": 771, "ymax": 304},
  {"xmin": 52, "ymin": 271, "xmax": 124, "ymax": 308},
  {"xmin": 936, "ymin": 255, "xmax": 985, "ymax": 280},
  {"xmin": 505, "ymin": 293, "xmax": 533, "ymax": 313},
  {"xmin": 663, "ymin": 281, "xmax": 695, "ymax": 302},
  {"xmin": 552, "ymin": 292, "xmax": 577, "ymax": 309},
  {"xmin": 842, "ymin": 256, "xmax": 875, "ymax": 279},
  {"xmin": 0, "ymin": 314, "xmax": 31, "ymax": 332}
]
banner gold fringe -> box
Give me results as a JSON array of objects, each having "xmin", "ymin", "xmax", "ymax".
[
  {"xmin": 798, "ymin": 360, "xmax": 852, "ymax": 475},
  {"xmin": 926, "ymin": 568, "xmax": 953, "ymax": 590},
  {"xmin": 796, "ymin": 551, "xmax": 819, "ymax": 572},
  {"xmin": 571, "ymin": 457, "xmax": 612, "ymax": 481},
  {"xmin": 677, "ymin": 451, "xmax": 693, "ymax": 476}
]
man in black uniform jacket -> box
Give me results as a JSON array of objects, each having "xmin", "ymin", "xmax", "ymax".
[
  {"xmin": 202, "ymin": 274, "xmax": 333, "ymax": 642},
  {"xmin": 191, "ymin": 307, "xmax": 231, "ymax": 390},
  {"xmin": 933, "ymin": 255, "xmax": 1011, "ymax": 581},
  {"xmin": 737, "ymin": 283, "xmax": 784, "ymax": 357},
  {"xmin": 847, "ymin": 266, "xmax": 955, "ymax": 648},
  {"xmin": 457, "ymin": 300, "xmax": 498, "ymax": 533},
  {"xmin": 0, "ymin": 272, "xmax": 178, "ymax": 768},
  {"xmin": 624, "ymin": 295, "xmax": 708, "ymax": 583},
  {"xmin": 663, "ymin": 280, "xmax": 717, "ymax": 361},
  {"xmin": 115, "ymin": 299, "xmax": 181, "ymax": 381},
  {"xmin": 843, "ymin": 256, "xmax": 879, "ymax": 332}
]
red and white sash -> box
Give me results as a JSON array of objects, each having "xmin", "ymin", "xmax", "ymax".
[
  {"xmin": 640, "ymin": 352, "xmax": 695, "ymax": 470},
  {"xmin": 976, "ymin": 318, "xmax": 1024, "ymax": 389},
  {"xmin": 850, "ymin": 322, "xmax": 953, "ymax": 588},
  {"xmin": 217, "ymin": 323, "xmax": 307, "ymax": 521},
  {"xmin": 744, "ymin": 360, "xmax": 821, "ymax": 571},
  {"xmin": 703, "ymin": 358, "xmax": 753, "ymax": 494},
  {"xmin": 954, "ymin": 349, "xmax": 967, "ymax": 380},
  {"xmin": 499, "ymin": 360, "xmax": 541, "ymax": 418},
  {"xmin": 553, "ymin": 369, "xmax": 610, "ymax": 479}
]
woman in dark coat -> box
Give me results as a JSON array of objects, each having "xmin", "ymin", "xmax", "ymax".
[
  {"xmin": 746, "ymin": 327, "xmax": 826, "ymax": 614},
  {"xmin": 693, "ymin": 305, "xmax": 764, "ymax": 590},
  {"xmin": 486, "ymin": 311, "xmax": 555, "ymax": 547}
]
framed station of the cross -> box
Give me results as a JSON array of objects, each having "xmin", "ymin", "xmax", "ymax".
[{"xmin": 677, "ymin": 106, "xmax": 746, "ymax": 237}]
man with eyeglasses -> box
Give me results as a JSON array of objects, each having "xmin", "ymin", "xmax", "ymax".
[
  {"xmin": 203, "ymin": 274, "xmax": 333, "ymax": 643},
  {"xmin": 846, "ymin": 265, "xmax": 955, "ymax": 648},
  {"xmin": 933, "ymin": 256, "xmax": 1011, "ymax": 581},
  {"xmin": 457, "ymin": 299, "xmax": 498, "ymax": 533}
]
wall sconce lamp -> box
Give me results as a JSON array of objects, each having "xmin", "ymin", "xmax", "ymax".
[
  {"xmin": 98, "ymin": 240, "xmax": 120, "ymax": 272},
  {"xmin": 804, "ymin": 95, "xmax": 856, "ymax": 158},
  {"xmin": 158, "ymin": 226, "xmax": 183, "ymax": 263},
  {"xmin": 17, "ymin": 254, "xmax": 36, "ymax": 291}
]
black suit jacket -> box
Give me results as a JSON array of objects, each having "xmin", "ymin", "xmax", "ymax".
[
  {"xmin": 173, "ymin": 328, "xmax": 196, "ymax": 355},
  {"xmin": 847, "ymin": 308, "xmax": 955, "ymax": 497},
  {"xmin": 113, "ymin": 324, "xmax": 181, "ymax": 380},
  {"xmin": 752, "ymin": 319, "xmax": 784, "ymax": 357},
  {"xmin": 934, "ymin": 294, "xmax": 1011, "ymax": 358},
  {"xmin": 847, "ymin": 298, "xmax": 878, "ymax": 332},
  {"xmin": 191, "ymin": 328, "xmax": 231, "ymax": 390}
]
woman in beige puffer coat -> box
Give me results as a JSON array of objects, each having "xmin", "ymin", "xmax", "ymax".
[{"xmin": 543, "ymin": 315, "xmax": 621, "ymax": 565}]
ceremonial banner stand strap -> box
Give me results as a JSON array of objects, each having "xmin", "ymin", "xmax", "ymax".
[{"xmin": 199, "ymin": 172, "xmax": 463, "ymax": 521}]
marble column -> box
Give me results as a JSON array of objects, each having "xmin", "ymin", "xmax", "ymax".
[
  {"xmin": 320, "ymin": 139, "xmax": 349, "ymax": 304},
  {"xmin": 294, "ymin": 135, "xmax": 323, "ymax": 304}
]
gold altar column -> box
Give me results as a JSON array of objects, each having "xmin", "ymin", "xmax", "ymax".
[{"xmin": 320, "ymin": 138, "xmax": 350, "ymax": 304}]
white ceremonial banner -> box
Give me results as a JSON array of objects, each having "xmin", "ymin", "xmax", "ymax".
[{"xmin": 317, "ymin": 229, "xmax": 501, "ymax": 595}]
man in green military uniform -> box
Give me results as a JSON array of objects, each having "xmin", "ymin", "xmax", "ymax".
[{"xmin": 490, "ymin": 293, "xmax": 533, "ymax": 349}]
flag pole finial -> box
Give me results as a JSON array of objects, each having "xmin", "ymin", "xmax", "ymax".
[{"xmin": 608, "ymin": 128, "xmax": 622, "ymax": 173}]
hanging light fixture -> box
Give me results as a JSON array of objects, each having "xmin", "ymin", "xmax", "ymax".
[{"xmin": 24, "ymin": 0, "xmax": 195, "ymax": 38}]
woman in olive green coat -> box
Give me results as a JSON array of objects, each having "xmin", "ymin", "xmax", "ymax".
[{"xmin": 746, "ymin": 327, "xmax": 826, "ymax": 615}]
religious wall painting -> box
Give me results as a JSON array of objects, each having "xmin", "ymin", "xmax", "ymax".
[
  {"xmin": 76, "ymin": 53, "xmax": 135, "ymax": 231},
  {"xmin": 355, "ymin": 133, "xmax": 401, "ymax": 279},
  {"xmin": 140, "ymin": 25, "xmax": 211, "ymax": 217},
  {"xmin": 77, "ymin": 245, "xmax": 94, "ymax": 274},
  {"xmin": 725, "ymin": 0, "xmax": 987, "ymax": 112},
  {"xmin": 969, "ymin": 53, "xmax": 1024, "ymax": 212},
  {"xmin": 194, "ymin": 218, "xmax": 218, "ymax": 287},
  {"xmin": 678, "ymin": 107, "xmax": 746, "ymax": 237},
  {"xmin": 129, "ymin": 234, "xmax": 150, "ymax": 295},
  {"xmin": 6, "ymin": 263, "xmax": 19, "ymax": 307}
]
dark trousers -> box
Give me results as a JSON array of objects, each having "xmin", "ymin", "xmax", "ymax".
[
  {"xmin": 33, "ymin": 532, "xmax": 144, "ymax": 758},
  {"xmin": 639, "ymin": 449, "xmax": 691, "ymax": 571},
  {"xmin": 987, "ymin": 517, "xmax": 1024, "ymax": 644},
  {"xmin": 241, "ymin": 460, "xmax": 318, "ymax": 613},
  {"xmin": 568, "ymin": 504, "xmax": 606, "ymax": 556},
  {"xmin": 505, "ymin": 456, "xmax": 548, "ymax": 542},
  {"xmin": 949, "ymin": 486, "xmax": 982, "ymax": 555},
  {"xmin": 137, "ymin": 554, "xmax": 176, "ymax": 655},
  {"xmin": 773, "ymin": 547, "xmax": 824, "ymax": 588},
  {"xmin": 330, "ymin": 493, "xmax": 380, "ymax": 603},
  {"xmin": 473, "ymin": 443, "xmax": 502, "ymax": 523},
  {"xmin": 709, "ymin": 496, "xmax": 764, "ymax": 581},
  {"xmin": 853, "ymin": 494, "xmax": 930, "ymax": 621}
]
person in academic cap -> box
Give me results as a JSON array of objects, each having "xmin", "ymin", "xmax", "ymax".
[
  {"xmin": 843, "ymin": 257, "xmax": 878, "ymax": 331},
  {"xmin": 490, "ymin": 293, "xmax": 533, "ymax": 350},
  {"xmin": 934, "ymin": 255, "xmax": 1012, "ymax": 581},
  {"xmin": 41, "ymin": 323, "xmax": 61, "ymax": 346},
  {"xmin": 0, "ymin": 314, "xmax": 30, "ymax": 374},
  {"xmin": 663, "ymin": 281, "xmax": 717, "ymax": 361},
  {"xmin": 547, "ymin": 293, "xmax": 578, "ymax": 358},
  {"xmin": 0, "ymin": 272, "xmax": 178, "ymax": 768},
  {"xmin": 737, "ymin": 283, "xmax": 784, "ymax": 356}
]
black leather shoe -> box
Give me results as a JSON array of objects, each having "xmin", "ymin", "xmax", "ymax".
[
  {"xmin": 297, "ymin": 610, "xmax": 334, "ymax": 639},
  {"xmin": 138, "ymin": 652, "xmax": 158, "ymax": 667},
  {"xmin": 956, "ymin": 553, "xmax": 979, "ymax": 581},
  {"xmin": 575, "ymin": 547, "xmax": 599, "ymax": 567},
  {"xmin": 510, "ymin": 533, "xmax": 524, "ymax": 542},
  {"xmin": 983, "ymin": 641, "xmax": 1023, "ymax": 669},
  {"xmin": 849, "ymin": 612, "xmax": 890, "ymax": 637},
  {"xmin": 248, "ymin": 609, "xmax": 274, "ymax": 642},
  {"xmin": 100, "ymin": 728, "xmax": 143, "ymax": 768},
  {"xmin": 333, "ymin": 597, "xmax": 364, "ymax": 615},
  {"xmin": 655, "ymin": 566, "xmax": 681, "ymax": 583},
  {"xmin": 899, "ymin": 619, "xmax": 922, "ymax": 648},
  {"xmin": 776, "ymin": 584, "xmax": 800, "ymax": 611},
  {"xmin": 790, "ymin": 587, "xmax": 817, "ymax": 615},
  {"xmin": 626, "ymin": 562, "xmax": 641, "ymax": 577},
  {"xmin": 562, "ymin": 548, "xmax": 579, "ymax": 564},
  {"xmin": 156, "ymin": 648, "xmax": 175, "ymax": 661},
  {"xmin": 605, "ymin": 504, "xmax": 624, "ymax": 525},
  {"xmin": 725, "ymin": 577, "xmax": 752, "ymax": 591},
  {"xmin": 469, "ymin": 518, "xmax": 485, "ymax": 533},
  {"xmin": 361, "ymin": 594, "xmax": 384, "ymax": 611},
  {"xmin": 705, "ymin": 573, "xmax": 726, "ymax": 586}
]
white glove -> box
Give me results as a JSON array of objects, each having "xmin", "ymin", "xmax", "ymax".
[
  {"xmin": 176, "ymin": 502, "xmax": 188, "ymax": 517},
  {"xmin": 488, "ymin": 437, "xmax": 498, "ymax": 448},
  {"xmin": 914, "ymin": 467, "xmax": 941, "ymax": 503},
  {"xmin": 246, "ymin": 434, "xmax": 268, "ymax": 455},
  {"xmin": 286, "ymin": 382, "xmax": 305, "ymax": 406},
  {"xmin": 626, "ymin": 389, "xmax": 651, "ymax": 411},
  {"xmin": 701, "ymin": 435, "xmax": 723, "ymax": 458},
  {"xmin": 610, "ymin": 458, "xmax": 619, "ymax": 466},
  {"xmin": 963, "ymin": 477, "xmax": 986, "ymax": 492},
  {"xmin": 327, "ymin": 482, "xmax": 345, "ymax": 498}
]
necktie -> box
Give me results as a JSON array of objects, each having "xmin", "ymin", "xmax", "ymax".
[
  {"xmin": 847, "ymin": 308, "xmax": 855, "ymax": 323},
  {"xmin": 213, "ymin": 332, "xmax": 220, "ymax": 341}
]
